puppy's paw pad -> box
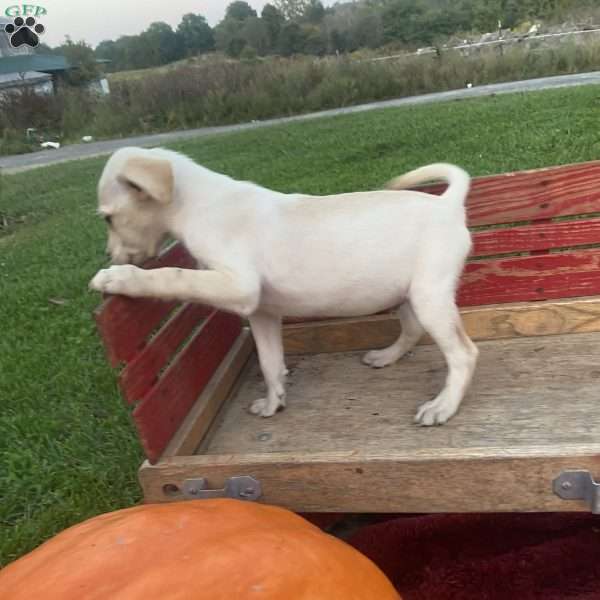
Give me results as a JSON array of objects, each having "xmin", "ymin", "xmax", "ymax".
[
  {"xmin": 89, "ymin": 269, "xmax": 112, "ymax": 292},
  {"xmin": 89, "ymin": 265, "xmax": 139, "ymax": 294},
  {"xmin": 362, "ymin": 348, "xmax": 397, "ymax": 369},
  {"xmin": 249, "ymin": 397, "xmax": 283, "ymax": 418},
  {"xmin": 415, "ymin": 398, "xmax": 455, "ymax": 427},
  {"xmin": 249, "ymin": 398, "xmax": 267, "ymax": 415}
]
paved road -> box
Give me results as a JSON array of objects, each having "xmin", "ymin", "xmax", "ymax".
[{"xmin": 3, "ymin": 70, "xmax": 600, "ymax": 174}]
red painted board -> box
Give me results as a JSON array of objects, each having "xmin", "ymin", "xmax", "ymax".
[
  {"xmin": 471, "ymin": 218, "xmax": 600, "ymax": 257},
  {"xmin": 133, "ymin": 310, "xmax": 242, "ymax": 463},
  {"xmin": 415, "ymin": 161, "xmax": 600, "ymax": 227},
  {"xmin": 119, "ymin": 303, "xmax": 213, "ymax": 404},
  {"xmin": 465, "ymin": 161, "xmax": 600, "ymax": 227},
  {"xmin": 458, "ymin": 249, "xmax": 600, "ymax": 307},
  {"xmin": 95, "ymin": 243, "xmax": 197, "ymax": 367}
]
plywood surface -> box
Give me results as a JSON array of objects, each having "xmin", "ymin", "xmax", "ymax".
[{"xmin": 202, "ymin": 332, "xmax": 600, "ymax": 457}]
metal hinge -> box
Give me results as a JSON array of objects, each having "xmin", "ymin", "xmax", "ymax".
[
  {"xmin": 553, "ymin": 470, "xmax": 600, "ymax": 514},
  {"xmin": 182, "ymin": 476, "xmax": 262, "ymax": 501}
]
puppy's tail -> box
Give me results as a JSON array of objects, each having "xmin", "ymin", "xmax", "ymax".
[{"xmin": 386, "ymin": 163, "xmax": 471, "ymax": 214}]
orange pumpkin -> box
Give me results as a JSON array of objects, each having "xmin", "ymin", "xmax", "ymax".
[{"xmin": 0, "ymin": 500, "xmax": 401, "ymax": 600}]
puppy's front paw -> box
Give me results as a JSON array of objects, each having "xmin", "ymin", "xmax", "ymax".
[
  {"xmin": 89, "ymin": 264, "xmax": 142, "ymax": 296},
  {"xmin": 249, "ymin": 397, "xmax": 285, "ymax": 418},
  {"xmin": 414, "ymin": 392, "xmax": 457, "ymax": 426},
  {"xmin": 362, "ymin": 348, "xmax": 399, "ymax": 369}
]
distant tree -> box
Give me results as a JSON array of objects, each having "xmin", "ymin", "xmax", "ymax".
[
  {"xmin": 90, "ymin": 0, "xmax": 596, "ymax": 69},
  {"xmin": 274, "ymin": 0, "xmax": 311, "ymax": 20},
  {"xmin": 95, "ymin": 39, "xmax": 119, "ymax": 70},
  {"xmin": 95, "ymin": 40, "xmax": 115, "ymax": 58},
  {"xmin": 304, "ymin": 0, "xmax": 326, "ymax": 23},
  {"xmin": 119, "ymin": 35, "xmax": 148, "ymax": 70},
  {"xmin": 278, "ymin": 21, "xmax": 307, "ymax": 55},
  {"xmin": 262, "ymin": 3, "xmax": 286, "ymax": 50},
  {"xmin": 322, "ymin": 4, "xmax": 360, "ymax": 53},
  {"xmin": 215, "ymin": 17, "xmax": 247, "ymax": 57},
  {"xmin": 177, "ymin": 13, "xmax": 215, "ymax": 55},
  {"xmin": 327, "ymin": 27, "xmax": 350, "ymax": 53},
  {"xmin": 56, "ymin": 38, "xmax": 101, "ymax": 84},
  {"xmin": 242, "ymin": 17, "xmax": 271, "ymax": 55},
  {"xmin": 353, "ymin": 12, "xmax": 384, "ymax": 49},
  {"xmin": 302, "ymin": 24, "xmax": 326, "ymax": 55},
  {"xmin": 382, "ymin": 0, "xmax": 428, "ymax": 45},
  {"xmin": 472, "ymin": 0, "xmax": 501, "ymax": 32},
  {"xmin": 503, "ymin": 0, "xmax": 522, "ymax": 28},
  {"xmin": 143, "ymin": 22, "xmax": 184, "ymax": 65},
  {"xmin": 225, "ymin": 1, "xmax": 257, "ymax": 21}
]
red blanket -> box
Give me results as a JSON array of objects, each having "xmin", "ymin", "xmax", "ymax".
[{"xmin": 347, "ymin": 514, "xmax": 600, "ymax": 599}]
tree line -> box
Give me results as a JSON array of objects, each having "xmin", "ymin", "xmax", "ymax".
[{"xmin": 45, "ymin": 0, "xmax": 600, "ymax": 73}]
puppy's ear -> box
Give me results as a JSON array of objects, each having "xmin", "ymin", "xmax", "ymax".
[{"xmin": 118, "ymin": 156, "xmax": 173, "ymax": 205}]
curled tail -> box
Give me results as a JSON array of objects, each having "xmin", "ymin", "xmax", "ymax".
[{"xmin": 386, "ymin": 163, "xmax": 471, "ymax": 214}]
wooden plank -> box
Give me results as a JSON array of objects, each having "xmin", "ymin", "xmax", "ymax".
[
  {"xmin": 282, "ymin": 297, "xmax": 600, "ymax": 354},
  {"xmin": 464, "ymin": 161, "xmax": 600, "ymax": 227},
  {"xmin": 119, "ymin": 303, "xmax": 213, "ymax": 404},
  {"xmin": 95, "ymin": 243, "xmax": 196, "ymax": 366},
  {"xmin": 459, "ymin": 249, "xmax": 600, "ymax": 306},
  {"xmin": 133, "ymin": 311, "xmax": 242, "ymax": 464},
  {"xmin": 471, "ymin": 218, "xmax": 600, "ymax": 257},
  {"xmin": 138, "ymin": 448, "xmax": 600, "ymax": 512},
  {"xmin": 162, "ymin": 329, "xmax": 255, "ymax": 458},
  {"xmin": 204, "ymin": 332, "xmax": 600, "ymax": 457}
]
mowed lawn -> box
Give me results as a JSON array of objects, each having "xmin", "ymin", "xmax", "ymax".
[{"xmin": 2, "ymin": 84, "xmax": 600, "ymax": 565}]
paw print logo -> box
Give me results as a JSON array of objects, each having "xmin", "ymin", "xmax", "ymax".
[{"xmin": 4, "ymin": 16, "xmax": 45, "ymax": 48}]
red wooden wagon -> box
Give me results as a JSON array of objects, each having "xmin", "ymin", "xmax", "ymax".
[{"xmin": 95, "ymin": 160, "xmax": 600, "ymax": 514}]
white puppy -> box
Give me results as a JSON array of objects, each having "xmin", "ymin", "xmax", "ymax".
[{"xmin": 90, "ymin": 147, "xmax": 478, "ymax": 426}]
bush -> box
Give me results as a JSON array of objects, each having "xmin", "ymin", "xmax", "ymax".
[{"xmin": 0, "ymin": 88, "xmax": 97, "ymax": 153}]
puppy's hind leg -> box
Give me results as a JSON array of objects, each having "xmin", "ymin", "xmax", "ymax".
[
  {"xmin": 410, "ymin": 289, "xmax": 478, "ymax": 426},
  {"xmin": 248, "ymin": 312, "xmax": 287, "ymax": 418},
  {"xmin": 363, "ymin": 302, "xmax": 424, "ymax": 368}
]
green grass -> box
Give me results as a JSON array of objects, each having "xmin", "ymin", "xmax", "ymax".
[{"xmin": 2, "ymin": 84, "xmax": 600, "ymax": 566}]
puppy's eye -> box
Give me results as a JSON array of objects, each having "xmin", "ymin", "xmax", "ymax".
[
  {"xmin": 104, "ymin": 215, "xmax": 112, "ymax": 226},
  {"xmin": 127, "ymin": 180, "xmax": 143, "ymax": 193}
]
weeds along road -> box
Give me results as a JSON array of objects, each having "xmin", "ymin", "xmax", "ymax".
[{"xmin": 3, "ymin": 70, "xmax": 600, "ymax": 175}]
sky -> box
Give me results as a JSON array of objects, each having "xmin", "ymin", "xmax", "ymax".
[{"xmin": 3, "ymin": 0, "xmax": 335, "ymax": 48}]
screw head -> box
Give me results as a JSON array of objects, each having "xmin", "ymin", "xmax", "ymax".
[
  {"xmin": 561, "ymin": 481, "xmax": 572, "ymax": 491},
  {"xmin": 188, "ymin": 487, "xmax": 199, "ymax": 495}
]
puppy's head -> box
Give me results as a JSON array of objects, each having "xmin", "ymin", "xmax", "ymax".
[{"xmin": 98, "ymin": 147, "xmax": 174, "ymax": 265}]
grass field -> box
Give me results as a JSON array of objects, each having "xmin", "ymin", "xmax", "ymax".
[{"xmin": 2, "ymin": 84, "xmax": 600, "ymax": 566}]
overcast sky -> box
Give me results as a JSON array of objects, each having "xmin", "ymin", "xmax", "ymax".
[{"xmin": 27, "ymin": 1, "xmax": 335, "ymax": 48}]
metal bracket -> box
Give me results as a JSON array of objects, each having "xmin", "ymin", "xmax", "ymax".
[
  {"xmin": 553, "ymin": 470, "xmax": 600, "ymax": 514},
  {"xmin": 182, "ymin": 476, "xmax": 262, "ymax": 501}
]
